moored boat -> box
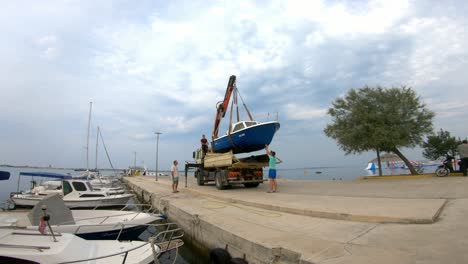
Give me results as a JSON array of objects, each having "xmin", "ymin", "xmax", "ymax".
[
  {"xmin": 1, "ymin": 194, "xmax": 163, "ymax": 241},
  {"xmin": 0, "ymin": 228, "xmax": 158, "ymax": 264},
  {"xmin": 11, "ymin": 179, "xmax": 133, "ymax": 208}
]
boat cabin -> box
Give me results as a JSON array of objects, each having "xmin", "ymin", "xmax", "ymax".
[
  {"xmin": 228, "ymin": 121, "xmax": 260, "ymax": 134},
  {"xmin": 62, "ymin": 180, "xmax": 106, "ymax": 198}
]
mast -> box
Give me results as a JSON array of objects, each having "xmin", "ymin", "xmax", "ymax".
[
  {"xmin": 95, "ymin": 126, "xmax": 100, "ymax": 171},
  {"xmin": 86, "ymin": 101, "xmax": 92, "ymax": 172}
]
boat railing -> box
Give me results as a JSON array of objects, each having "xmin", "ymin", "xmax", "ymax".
[
  {"xmin": 59, "ymin": 223, "xmax": 184, "ymax": 264},
  {"xmin": 91, "ymin": 202, "xmax": 160, "ymax": 215},
  {"xmin": 72, "ymin": 222, "xmax": 182, "ymax": 241},
  {"xmin": 51, "ymin": 210, "xmax": 162, "ymax": 226},
  {"xmin": 0, "ymin": 243, "xmax": 51, "ymax": 252}
]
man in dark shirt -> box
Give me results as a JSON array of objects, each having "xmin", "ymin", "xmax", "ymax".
[
  {"xmin": 201, "ymin": 134, "xmax": 209, "ymax": 156},
  {"xmin": 457, "ymin": 140, "xmax": 468, "ymax": 176}
]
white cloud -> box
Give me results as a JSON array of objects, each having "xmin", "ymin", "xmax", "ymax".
[
  {"xmin": 284, "ymin": 103, "xmax": 327, "ymax": 121},
  {"xmin": 36, "ymin": 35, "xmax": 60, "ymax": 59},
  {"xmin": 1, "ymin": 0, "xmax": 468, "ymax": 169},
  {"xmin": 286, "ymin": 0, "xmax": 409, "ymax": 36}
]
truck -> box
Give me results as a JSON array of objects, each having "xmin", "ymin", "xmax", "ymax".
[
  {"xmin": 187, "ymin": 148, "xmax": 268, "ymax": 190},
  {"xmin": 184, "ymin": 75, "xmax": 271, "ymax": 190}
]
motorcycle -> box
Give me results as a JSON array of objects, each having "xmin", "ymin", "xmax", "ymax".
[{"xmin": 435, "ymin": 155, "xmax": 455, "ymax": 177}]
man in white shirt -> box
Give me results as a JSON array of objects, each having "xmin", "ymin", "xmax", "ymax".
[{"xmin": 171, "ymin": 160, "xmax": 180, "ymax": 193}]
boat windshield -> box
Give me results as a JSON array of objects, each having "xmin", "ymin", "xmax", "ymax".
[
  {"xmin": 231, "ymin": 123, "xmax": 245, "ymax": 133},
  {"xmin": 63, "ymin": 181, "xmax": 72, "ymax": 196},
  {"xmin": 72, "ymin": 181, "xmax": 88, "ymax": 191},
  {"xmin": 244, "ymin": 121, "xmax": 258, "ymax": 127},
  {"xmin": 86, "ymin": 182, "xmax": 94, "ymax": 191}
]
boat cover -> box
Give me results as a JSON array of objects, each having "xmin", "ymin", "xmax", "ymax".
[
  {"xmin": 28, "ymin": 194, "xmax": 75, "ymax": 225},
  {"xmin": 20, "ymin": 172, "xmax": 73, "ymax": 179}
]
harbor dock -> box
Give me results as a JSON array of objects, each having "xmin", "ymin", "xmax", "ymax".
[{"xmin": 124, "ymin": 175, "xmax": 468, "ymax": 264}]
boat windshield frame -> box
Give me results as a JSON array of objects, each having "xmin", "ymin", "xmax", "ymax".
[{"xmin": 229, "ymin": 121, "xmax": 260, "ymax": 134}]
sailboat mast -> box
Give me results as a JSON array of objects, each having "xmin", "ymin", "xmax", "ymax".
[
  {"xmin": 86, "ymin": 101, "xmax": 92, "ymax": 172},
  {"xmin": 95, "ymin": 126, "xmax": 100, "ymax": 171}
]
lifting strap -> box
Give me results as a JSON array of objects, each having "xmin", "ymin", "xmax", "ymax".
[
  {"xmin": 227, "ymin": 91, "xmax": 239, "ymax": 150},
  {"xmin": 237, "ymin": 88, "xmax": 254, "ymax": 121}
]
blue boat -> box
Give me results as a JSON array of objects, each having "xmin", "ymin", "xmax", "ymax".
[{"xmin": 212, "ymin": 120, "xmax": 280, "ymax": 154}]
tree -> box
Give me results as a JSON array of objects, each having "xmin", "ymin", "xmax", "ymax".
[
  {"xmin": 422, "ymin": 129, "xmax": 460, "ymax": 160},
  {"xmin": 324, "ymin": 86, "xmax": 434, "ymax": 175}
]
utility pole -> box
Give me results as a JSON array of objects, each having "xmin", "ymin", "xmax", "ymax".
[
  {"xmin": 155, "ymin": 132, "xmax": 162, "ymax": 181},
  {"xmin": 86, "ymin": 101, "xmax": 92, "ymax": 172}
]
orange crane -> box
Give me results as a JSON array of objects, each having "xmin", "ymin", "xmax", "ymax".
[{"xmin": 212, "ymin": 75, "xmax": 236, "ymax": 140}]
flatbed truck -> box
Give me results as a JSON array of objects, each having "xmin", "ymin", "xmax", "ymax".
[{"xmin": 185, "ymin": 149, "xmax": 268, "ymax": 190}]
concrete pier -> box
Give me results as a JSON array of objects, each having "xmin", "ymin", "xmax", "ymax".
[{"xmin": 124, "ymin": 175, "xmax": 468, "ymax": 263}]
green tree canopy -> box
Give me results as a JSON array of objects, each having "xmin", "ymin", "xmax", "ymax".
[
  {"xmin": 422, "ymin": 129, "xmax": 460, "ymax": 160},
  {"xmin": 324, "ymin": 86, "xmax": 435, "ymax": 175}
]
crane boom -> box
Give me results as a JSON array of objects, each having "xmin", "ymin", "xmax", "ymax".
[{"xmin": 212, "ymin": 75, "xmax": 236, "ymax": 140}]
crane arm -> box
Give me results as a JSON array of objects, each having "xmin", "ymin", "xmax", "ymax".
[{"xmin": 212, "ymin": 75, "xmax": 236, "ymax": 139}]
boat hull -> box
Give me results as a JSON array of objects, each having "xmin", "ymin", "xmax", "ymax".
[
  {"xmin": 0, "ymin": 229, "xmax": 157, "ymax": 264},
  {"xmin": 212, "ymin": 121, "xmax": 280, "ymax": 154},
  {"xmin": 11, "ymin": 194, "xmax": 134, "ymax": 209}
]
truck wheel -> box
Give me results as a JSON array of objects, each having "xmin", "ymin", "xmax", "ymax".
[
  {"xmin": 196, "ymin": 169, "xmax": 205, "ymax": 186},
  {"xmin": 215, "ymin": 172, "xmax": 226, "ymax": 190},
  {"xmin": 244, "ymin": 183, "xmax": 260, "ymax": 188}
]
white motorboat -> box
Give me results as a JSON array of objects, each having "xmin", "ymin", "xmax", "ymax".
[
  {"xmin": 31, "ymin": 180, "xmax": 125, "ymax": 195},
  {"xmin": 11, "ymin": 179, "xmax": 134, "ymax": 208},
  {"xmin": 0, "ymin": 228, "xmax": 158, "ymax": 264},
  {"xmin": 1, "ymin": 194, "xmax": 163, "ymax": 240}
]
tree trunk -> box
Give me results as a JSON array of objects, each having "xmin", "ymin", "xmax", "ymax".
[
  {"xmin": 376, "ymin": 148, "xmax": 383, "ymax": 176},
  {"xmin": 392, "ymin": 147, "xmax": 418, "ymax": 175}
]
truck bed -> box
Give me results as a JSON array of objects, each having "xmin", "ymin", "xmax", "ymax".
[{"xmin": 203, "ymin": 151, "xmax": 269, "ymax": 169}]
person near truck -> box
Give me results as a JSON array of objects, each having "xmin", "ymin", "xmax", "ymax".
[
  {"xmin": 265, "ymin": 144, "xmax": 282, "ymax": 193},
  {"xmin": 171, "ymin": 160, "xmax": 180, "ymax": 193},
  {"xmin": 201, "ymin": 134, "xmax": 209, "ymax": 156},
  {"xmin": 457, "ymin": 140, "xmax": 468, "ymax": 176}
]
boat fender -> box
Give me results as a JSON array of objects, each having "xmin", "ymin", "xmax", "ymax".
[
  {"xmin": 159, "ymin": 214, "xmax": 168, "ymax": 219},
  {"xmin": 210, "ymin": 248, "xmax": 232, "ymax": 264}
]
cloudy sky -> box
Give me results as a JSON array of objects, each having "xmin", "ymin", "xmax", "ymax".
[{"xmin": 1, "ymin": 0, "xmax": 467, "ymax": 170}]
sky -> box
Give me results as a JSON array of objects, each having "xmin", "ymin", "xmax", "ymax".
[{"xmin": 1, "ymin": 0, "xmax": 467, "ymax": 171}]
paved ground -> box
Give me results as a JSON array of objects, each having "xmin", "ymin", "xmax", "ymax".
[{"xmin": 126, "ymin": 175, "xmax": 468, "ymax": 263}]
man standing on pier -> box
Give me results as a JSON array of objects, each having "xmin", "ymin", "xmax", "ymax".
[
  {"xmin": 265, "ymin": 144, "xmax": 282, "ymax": 193},
  {"xmin": 457, "ymin": 140, "xmax": 468, "ymax": 176},
  {"xmin": 171, "ymin": 160, "xmax": 180, "ymax": 193}
]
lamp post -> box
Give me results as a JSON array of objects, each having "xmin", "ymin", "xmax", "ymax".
[{"xmin": 155, "ymin": 132, "xmax": 162, "ymax": 181}]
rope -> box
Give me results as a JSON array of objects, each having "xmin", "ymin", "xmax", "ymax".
[
  {"xmin": 227, "ymin": 94, "xmax": 239, "ymax": 151},
  {"xmin": 201, "ymin": 201, "xmax": 282, "ymax": 217},
  {"xmin": 149, "ymin": 237, "xmax": 160, "ymax": 264},
  {"xmin": 99, "ymin": 128, "xmax": 117, "ymax": 176},
  {"xmin": 237, "ymin": 87, "xmax": 254, "ymax": 121},
  {"xmin": 171, "ymin": 245, "xmax": 179, "ymax": 264}
]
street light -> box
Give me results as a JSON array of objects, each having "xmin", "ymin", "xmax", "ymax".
[
  {"xmin": 155, "ymin": 132, "xmax": 162, "ymax": 181},
  {"xmin": 133, "ymin": 151, "xmax": 137, "ymax": 168}
]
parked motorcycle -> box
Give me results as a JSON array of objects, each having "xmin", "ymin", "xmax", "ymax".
[{"xmin": 435, "ymin": 155, "xmax": 455, "ymax": 177}]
